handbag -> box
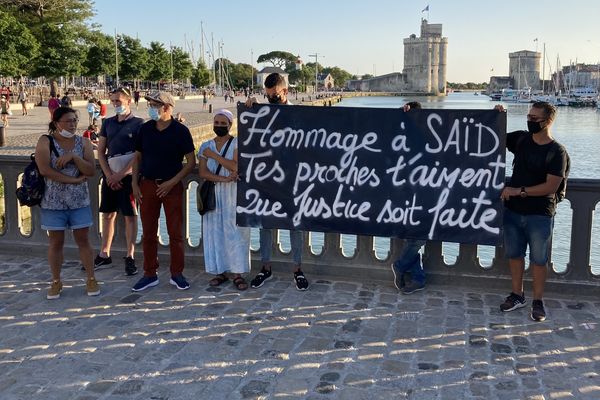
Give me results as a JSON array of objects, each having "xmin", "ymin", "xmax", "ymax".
[{"xmin": 197, "ymin": 137, "xmax": 233, "ymax": 215}]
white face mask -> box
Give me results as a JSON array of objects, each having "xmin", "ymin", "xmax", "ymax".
[{"xmin": 59, "ymin": 129, "xmax": 76, "ymax": 138}]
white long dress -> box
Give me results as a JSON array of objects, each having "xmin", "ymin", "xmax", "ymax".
[{"xmin": 198, "ymin": 137, "xmax": 250, "ymax": 274}]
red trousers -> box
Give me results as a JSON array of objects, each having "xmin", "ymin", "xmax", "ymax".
[{"xmin": 139, "ymin": 179, "xmax": 185, "ymax": 277}]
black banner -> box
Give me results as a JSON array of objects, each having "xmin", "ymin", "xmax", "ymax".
[{"xmin": 236, "ymin": 103, "xmax": 506, "ymax": 245}]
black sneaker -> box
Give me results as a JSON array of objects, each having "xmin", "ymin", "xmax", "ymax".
[
  {"xmin": 250, "ymin": 267, "xmax": 272, "ymax": 288},
  {"xmin": 402, "ymin": 281, "xmax": 425, "ymax": 295},
  {"xmin": 530, "ymin": 299, "xmax": 546, "ymax": 322},
  {"xmin": 293, "ymin": 270, "xmax": 309, "ymax": 291},
  {"xmin": 124, "ymin": 256, "xmax": 137, "ymax": 276},
  {"xmin": 500, "ymin": 292, "xmax": 527, "ymax": 312},
  {"xmin": 93, "ymin": 254, "xmax": 112, "ymax": 270}
]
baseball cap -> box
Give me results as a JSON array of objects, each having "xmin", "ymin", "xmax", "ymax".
[{"xmin": 144, "ymin": 91, "xmax": 175, "ymax": 107}]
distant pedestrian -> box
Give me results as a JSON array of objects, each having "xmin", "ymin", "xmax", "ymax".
[
  {"xmin": 133, "ymin": 90, "xmax": 140, "ymax": 108},
  {"xmin": 245, "ymin": 72, "xmax": 309, "ymax": 291},
  {"xmin": 82, "ymin": 124, "xmax": 99, "ymax": 149},
  {"xmin": 60, "ymin": 94, "xmax": 72, "ymax": 108},
  {"xmin": 198, "ymin": 109, "xmax": 250, "ymax": 290},
  {"xmin": 87, "ymin": 98, "xmax": 98, "ymax": 125},
  {"xmin": 202, "ymin": 89, "xmax": 208, "ymax": 110},
  {"xmin": 48, "ymin": 94, "xmax": 60, "ymax": 119},
  {"xmin": 499, "ymin": 101, "xmax": 570, "ymax": 322},
  {"xmin": 131, "ymin": 91, "xmax": 196, "ymax": 292},
  {"xmin": 18, "ymin": 89, "xmax": 28, "ymax": 115},
  {"xmin": 0, "ymin": 95, "xmax": 10, "ymax": 127},
  {"xmin": 35, "ymin": 106, "xmax": 100, "ymax": 299},
  {"xmin": 96, "ymin": 87, "xmax": 144, "ymax": 276}
]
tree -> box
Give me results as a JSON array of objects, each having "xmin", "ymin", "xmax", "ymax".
[
  {"xmin": 1, "ymin": 0, "xmax": 94, "ymax": 26},
  {"xmin": 361, "ymin": 74, "xmax": 374, "ymax": 80},
  {"xmin": 257, "ymin": 50, "xmax": 296, "ymax": 69},
  {"xmin": 190, "ymin": 60, "xmax": 210, "ymax": 88},
  {"xmin": 0, "ymin": 10, "xmax": 39, "ymax": 76},
  {"xmin": 171, "ymin": 46, "xmax": 193, "ymax": 82},
  {"xmin": 32, "ymin": 22, "xmax": 86, "ymax": 82},
  {"xmin": 146, "ymin": 41, "xmax": 169, "ymax": 84},
  {"xmin": 322, "ymin": 66, "xmax": 353, "ymax": 88},
  {"xmin": 83, "ymin": 31, "xmax": 115, "ymax": 78},
  {"xmin": 118, "ymin": 35, "xmax": 149, "ymax": 84},
  {"xmin": 228, "ymin": 63, "xmax": 255, "ymax": 88}
]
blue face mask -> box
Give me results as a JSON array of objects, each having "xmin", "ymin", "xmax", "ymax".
[
  {"xmin": 115, "ymin": 105, "xmax": 127, "ymax": 115},
  {"xmin": 148, "ymin": 107, "xmax": 161, "ymax": 121}
]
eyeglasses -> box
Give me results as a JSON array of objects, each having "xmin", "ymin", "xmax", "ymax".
[{"xmin": 58, "ymin": 118, "xmax": 79, "ymax": 124}]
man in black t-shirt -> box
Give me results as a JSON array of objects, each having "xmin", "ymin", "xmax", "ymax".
[
  {"xmin": 498, "ymin": 101, "xmax": 569, "ymax": 322},
  {"xmin": 131, "ymin": 91, "xmax": 196, "ymax": 292}
]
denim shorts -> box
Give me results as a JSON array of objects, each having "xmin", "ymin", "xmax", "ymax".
[
  {"xmin": 503, "ymin": 208, "xmax": 553, "ymax": 265},
  {"xmin": 41, "ymin": 206, "xmax": 93, "ymax": 231}
]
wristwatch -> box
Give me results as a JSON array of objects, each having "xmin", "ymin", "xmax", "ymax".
[{"xmin": 520, "ymin": 187, "xmax": 528, "ymax": 198}]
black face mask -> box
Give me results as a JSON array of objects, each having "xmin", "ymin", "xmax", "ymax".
[
  {"xmin": 213, "ymin": 126, "xmax": 229, "ymax": 137},
  {"xmin": 527, "ymin": 120, "xmax": 544, "ymax": 134},
  {"xmin": 267, "ymin": 94, "xmax": 282, "ymax": 104}
]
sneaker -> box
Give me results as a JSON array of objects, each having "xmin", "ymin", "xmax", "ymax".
[
  {"xmin": 124, "ymin": 257, "xmax": 138, "ymax": 276},
  {"xmin": 93, "ymin": 254, "xmax": 112, "ymax": 270},
  {"xmin": 47, "ymin": 280, "xmax": 63, "ymax": 300},
  {"xmin": 132, "ymin": 275, "xmax": 159, "ymax": 292},
  {"xmin": 169, "ymin": 275, "xmax": 190, "ymax": 290},
  {"xmin": 500, "ymin": 292, "xmax": 527, "ymax": 312},
  {"xmin": 402, "ymin": 281, "xmax": 425, "ymax": 295},
  {"xmin": 250, "ymin": 267, "xmax": 273, "ymax": 288},
  {"xmin": 86, "ymin": 277, "xmax": 101, "ymax": 296},
  {"xmin": 293, "ymin": 270, "xmax": 309, "ymax": 291},
  {"xmin": 390, "ymin": 262, "xmax": 405, "ymax": 290},
  {"xmin": 530, "ymin": 299, "xmax": 546, "ymax": 322}
]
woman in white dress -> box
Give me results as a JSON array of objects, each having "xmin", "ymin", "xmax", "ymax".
[{"xmin": 198, "ymin": 109, "xmax": 250, "ymax": 290}]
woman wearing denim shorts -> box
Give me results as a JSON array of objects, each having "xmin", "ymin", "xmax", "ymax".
[{"xmin": 35, "ymin": 107, "xmax": 101, "ymax": 299}]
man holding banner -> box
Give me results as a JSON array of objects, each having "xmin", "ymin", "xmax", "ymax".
[
  {"xmin": 245, "ymin": 73, "xmax": 309, "ymax": 291},
  {"xmin": 499, "ymin": 102, "xmax": 569, "ymax": 322}
]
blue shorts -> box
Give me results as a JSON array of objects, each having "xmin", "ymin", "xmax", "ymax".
[
  {"xmin": 41, "ymin": 206, "xmax": 93, "ymax": 231},
  {"xmin": 503, "ymin": 208, "xmax": 553, "ymax": 266}
]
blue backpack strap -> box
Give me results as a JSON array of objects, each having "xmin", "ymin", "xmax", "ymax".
[{"xmin": 44, "ymin": 134, "xmax": 59, "ymax": 158}]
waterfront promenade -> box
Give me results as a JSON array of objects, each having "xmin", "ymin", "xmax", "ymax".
[
  {"xmin": 1, "ymin": 99, "xmax": 599, "ymax": 399},
  {"xmin": 1, "ymin": 254, "xmax": 599, "ymax": 400}
]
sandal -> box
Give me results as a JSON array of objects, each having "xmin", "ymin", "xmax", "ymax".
[
  {"xmin": 209, "ymin": 274, "xmax": 229, "ymax": 287},
  {"xmin": 232, "ymin": 276, "xmax": 248, "ymax": 291}
]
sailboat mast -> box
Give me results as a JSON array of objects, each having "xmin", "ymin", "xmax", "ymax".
[{"xmin": 542, "ymin": 43, "xmax": 546, "ymax": 93}]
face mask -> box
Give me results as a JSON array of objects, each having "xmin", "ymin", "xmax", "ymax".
[
  {"xmin": 148, "ymin": 107, "xmax": 161, "ymax": 121},
  {"xmin": 115, "ymin": 105, "xmax": 128, "ymax": 115},
  {"xmin": 59, "ymin": 129, "xmax": 75, "ymax": 138},
  {"xmin": 213, "ymin": 126, "xmax": 229, "ymax": 137},
  {"xmin": 267, "ymin": 94, "xmax": 282, "ymax": 104},
  {"xmin": 527, "ymin": 120, "xmax": 544, "ymax": 134}
]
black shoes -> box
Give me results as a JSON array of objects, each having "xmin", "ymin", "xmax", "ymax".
[
  {"xmin": 124, "ymin": 256, "xmax": 137, "ymax": 276},
  {"xmin": 500, "ymin": 292, "xmax": 527, "ymax": 312},
  {"xmin": 250, "ymin": 267, "xmax": 272, "ymax": 288},
  {"xmin": 293, "ymin": 270, "xmax": 309, "ymax": 291},
  {"xmin": 530, "ymin": 299, "xmax": 546, "ymax": 322},
  {"xmin": 93, "ymin": 255, "xmax": 112, "ymax": 270}
]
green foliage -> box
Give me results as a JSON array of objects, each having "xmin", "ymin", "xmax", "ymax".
[
  {"xmin": 361, "ymin": 74, "xmax": 374, "ymax": 80},
  {"xmin": 118, "ymin": 35, "xmax": 149, "ymax": 81},
  {"xmin": 32, "ymin": 22, "xmax": 85, "ymax": 78},
  {"xmin": 146, "ymin": 42, "xmax": 170, "ymax": 83},
  {"xmin": 447, "ymin": 82, "xmax": 488, "ymax": 90},
  {"xmin": 191, "ymin": 61, "xmax": 210, "ymax": 88},
  {"xmin": 228, "ymin": 63, "xmax": 255, "ymax": 88},
  {"xmin": 83, "ymin": 31, "xmax": 115, "ymax": 77},
  {"xmin": 0, "ymin": 10, "xmax": 39, "ymax": 76},
  {"xmin": 171, "ymin": 47, "xmax": 193, "ymax": 81},
  {"xmin": 322, "ymin": 66, "xmax": 353, "ymax": 88},
  {"xmin": 257, "ymin": 50, "xmax": 297, "ymax": 69}
]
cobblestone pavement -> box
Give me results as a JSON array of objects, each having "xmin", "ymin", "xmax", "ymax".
[{"xmin": 1, "ymin": 255, "xmax": 599, "ymax": 399}]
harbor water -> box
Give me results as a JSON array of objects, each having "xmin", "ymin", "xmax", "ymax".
[{"xmin": 170, "ymin": 93, "xmax": 600, "ymax": 274}]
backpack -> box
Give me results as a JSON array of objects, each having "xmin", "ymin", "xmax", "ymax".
[
  {"xmin": 514, "ymin": 132, "xmax": 570, "ymax": 203},
  {"xmin": 16, "ymin": 135, "xmax": 59, "ymax": 207}
]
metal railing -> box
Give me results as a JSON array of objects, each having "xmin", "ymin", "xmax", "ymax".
[{"xmin": 1, "ymin": 155, "xmax": 599, "ymax": 294}]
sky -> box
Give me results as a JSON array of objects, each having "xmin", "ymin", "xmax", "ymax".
[{"xmin": 91, "ymin": 0, "xmax": 600, "ymax": 83}]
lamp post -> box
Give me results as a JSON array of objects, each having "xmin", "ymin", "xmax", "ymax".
[{"xmin": 308, "ymin": 53, "xmax": 322, "ymax": 94}]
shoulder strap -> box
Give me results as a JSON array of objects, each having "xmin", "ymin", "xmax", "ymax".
[
  {"xmin": 214, "ymin": 137, "xmax": 234, "ymax": 176},
  {"xmin": 44, "ymin": 134, "xmax": 59, "ymax": 158}
]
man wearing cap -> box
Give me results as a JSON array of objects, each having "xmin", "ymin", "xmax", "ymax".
[
  {"xmin": 94, "ymin": 87, "xmax": 144, "ymax": 276},
  {"xmin": 131, "ymin": 91, "xmax": 196, "ymax": 291}
]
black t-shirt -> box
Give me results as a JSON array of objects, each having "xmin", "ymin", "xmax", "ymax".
[
  {"xmin": 135, "ymin": 118, "xmax": 195, "ymax": 180},
  {"xmin": 100, "ymin": 115, "xmax": 144, "ymax": 157},
  {"xmin": 505, "ymin": 130, "xmax": 568, "ymax": 216}
]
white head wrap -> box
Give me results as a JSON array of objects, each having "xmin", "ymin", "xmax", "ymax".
[{"xmin": 214, "ymin": 109, "xmax": 234, "ymax": 124}]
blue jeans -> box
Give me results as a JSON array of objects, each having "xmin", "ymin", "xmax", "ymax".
[
  {"xmin": 259, "ymin": 229, "xmax": 304, "ymax": 266},
  {"xmin": 503, "ymin": 208, "xmax": 553, "ymax": 265},
  {"xmin": 392, "ymin": 239, "xmax": 426, "ymax": 285}
]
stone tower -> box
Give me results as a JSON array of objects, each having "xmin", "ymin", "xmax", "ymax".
[
  {"xmin": 403, "ymin": 19, "xmax": 448, "ymax": 95},
  {"xmin": 509, "ymin": 50, "xmax": 541, "ymax": 90}
]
